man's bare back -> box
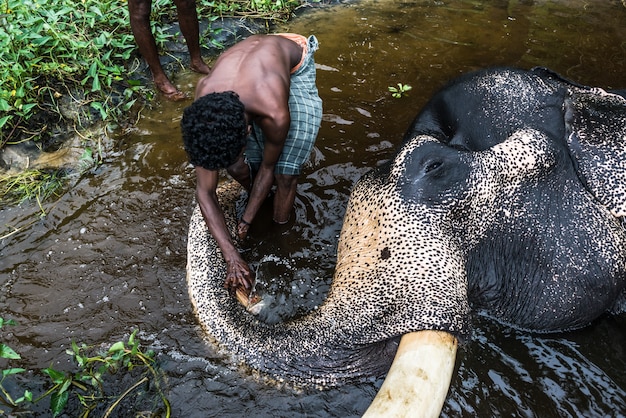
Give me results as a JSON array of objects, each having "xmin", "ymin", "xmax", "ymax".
[{"xmin": 195, "ymin": 35, "xmax": 303, "ymax": 119}]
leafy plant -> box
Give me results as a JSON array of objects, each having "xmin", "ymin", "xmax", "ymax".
[
  {"xmin": 0, "ymin": 317, "xmax": 33, "ymax": 410},
  {"xmin": 388, "ymin": 82, "xmax": 413, "ymax": 99},
  {"xmin": 0, "ymin": 319, "xmax": 169, "ymax": 417},
  {"xmin": 0, "ymin": 0, "xmax": 303, "ymax": 148},
  {"xmin": 0, "ymin": 0, "xmax": 139, "ymax": 146},
  {"xmin": 196, "ymin": 0, "xmax": 299, "ymax": 20}
]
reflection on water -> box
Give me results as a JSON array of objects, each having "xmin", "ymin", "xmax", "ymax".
[{"xmin": 1, "ymin": 0, "xmax": 625, "ymax": 416}]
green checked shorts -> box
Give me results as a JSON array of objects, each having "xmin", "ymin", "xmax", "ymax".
[{"xmin": 245, "ymin": 35, "xmax": 323, "ymax": 176}]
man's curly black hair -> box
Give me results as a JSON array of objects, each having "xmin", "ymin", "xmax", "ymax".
[{"xmin": 181, "ymin": 91, "xmax": 248, "ymax": 170}]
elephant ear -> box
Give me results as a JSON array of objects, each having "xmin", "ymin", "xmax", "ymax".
[{"xmin": 565, "ymin": 88, "xmax": 626, "ymax": 218}]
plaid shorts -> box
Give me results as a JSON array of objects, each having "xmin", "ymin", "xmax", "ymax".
[{"xmin": 245, "ymin": 35, "xmax": 323, "ymax": 176}]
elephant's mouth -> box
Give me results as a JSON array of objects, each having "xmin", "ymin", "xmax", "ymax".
[{"xmin": 363, "ymin": 330, "xmax": 458, "ymax": 418}]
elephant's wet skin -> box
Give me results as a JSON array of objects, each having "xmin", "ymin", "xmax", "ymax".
[
  {"xmin": 348, "ymin": 127, "xmax": 626, "ymax": 337},
  {"xmin": 187, "ymin": 182, "xmax": 400, "ymax": 386},
  {"xmin": 405, "ymin": 66, "xmax": 624, "ymax": 152},
  {"xmin": 565, "ymin": 88, "xmax": 626, "ymax": 218},
  {"xmin": 187, "ymin": 67, "xmax": 626, "ymax": 415},
  {"xmin": 396, "ymin": 67, "xmax": 626, "ymax": 333}
]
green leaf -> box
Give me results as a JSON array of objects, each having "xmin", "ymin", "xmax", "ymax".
[
  {"xmin": 79, "ymin": 147, "xmax": 94, "ymax": 166},
  {"xmin": 71, "ymin": 340, "xmax": 80, "ymax": 355},
  {"xmin": 58, "ymin": 377, "xmax": 72, "ymax": 394},
  {"xmin": 91, "ymin": 74, "xmax": 101, "ymax": 92},
  {"xmin": 89, "ymin": 101, "xmax": 106, "ymax": 119},
  {"xmin": 18, "ymin": 103, "xmax": 37, "ymax": 114},
  {"xmin": 0, "ymin": 99, "xmax": 10, "ymax": 112},
  {"xmin": 128, "ymin": 330, "xmax": 137, "ymax": 347},
  {"xmin": 2, "ymin": 368, "xmax": 26, "ymax": 377},
  {"xmin": 0, "ymin": 318, "xmax": 17, "ymax": 328},
  {"xmin": 108, "ymin": 341, "xmax": 125, "ymax": 353},
  {"xmin": 42, "ymin": 367, "xmax": 66, "ymax": 384},
  {"xmin": 0, "ymin": 115, "xmax": 10, "ymax": 130},
  {"xmin": 29, "ymin": 35, "xmax": 53, "ymax": 46},
  {"xmin": 110, "ymin": 350, "xmax": 125, "ymax": 362},
  {"xmin": 0, "ymin": 344, "xmax": 21, "ymax": 360},
  {"xmin": 15, "ymin": 389, "xmax": 33, "ymax": 404},
  {"xmin": 50, "ymin": 390, "xmax": 69, "ymax": 417},
  {"xmin": 74, "ymin": 353, "xmax": 86, "ymax": 368},
  {"xmin": 88, "ymin": 5, "xmax": 104, "ymax": 17},
  {"xmin": 86, "ymin": 61, "xmax": 98, "ymax": 78},
  {"xmin": 122, "ymin": 98, "xmax": 137, "ymax": 111}
]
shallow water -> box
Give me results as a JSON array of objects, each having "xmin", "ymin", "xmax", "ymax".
[{"xmin": 1, "ymin": 0, "xmax": 626, "ymax": 416}]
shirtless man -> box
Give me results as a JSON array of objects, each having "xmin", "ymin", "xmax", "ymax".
[{"xmin": 181, "ymin": 34, "xmax": 322, "ymax": 293}]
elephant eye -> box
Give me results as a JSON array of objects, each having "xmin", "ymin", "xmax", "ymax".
[{"xmin": 424, "ymin": 160, "xmax": 443, "ymax": 173}]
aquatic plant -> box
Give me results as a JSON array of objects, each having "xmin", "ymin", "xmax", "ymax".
[
  {"xmin": 388, "ymin": 82, "xmax": 412, "ymax": 99},
  {"xmin": 0, "ymin": 318, "xmax": 169, "ymax": 417},
  {"xmin": 0, "ymin": 318, "xmax": 32, "ymax": 409}
]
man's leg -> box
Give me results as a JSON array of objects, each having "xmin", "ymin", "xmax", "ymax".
[
  {"xmin": 128, "ymin": 0, "xmax": 185, "ymax": 99},
  {"xmin": 273, "ymin": 174, "xmax": 298, "ymax": 224},
  {"xmin": 172, "ymin": 0, "xmax": 210, "ymax": 74}
]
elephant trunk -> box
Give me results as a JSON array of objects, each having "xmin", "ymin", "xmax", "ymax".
[
  {"xmin": 186, "ymin": 180, "xmax": 397, "ymax": 384},
  {"xmin": 363, "ymin": 330, "xmax": 458, "ymax": 418}
]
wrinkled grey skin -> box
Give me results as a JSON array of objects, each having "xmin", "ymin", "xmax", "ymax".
[{"xmin": 187, "ymin": 67, "xmax": 626, "ymax": 386}]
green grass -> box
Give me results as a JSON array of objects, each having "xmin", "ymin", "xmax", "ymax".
[{"xmin": 0, "ymin": 168, "xmax": 66, "ymax": 215}]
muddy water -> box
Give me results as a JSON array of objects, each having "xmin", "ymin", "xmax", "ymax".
[{"xmin": 1, "ymin": 0, "xmax": 626, "ymax": 416}]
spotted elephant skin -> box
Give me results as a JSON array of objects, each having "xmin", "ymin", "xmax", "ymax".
[
  {"xmin": 391, "ymin": 67, "xmax": 626, "ymax": 332},
  {"xmin": 186, "ymin": 182, "xmax": 400, "ymax": 386},
  {"xmin": 186, "ymin": 67, "xmax": 626, "ymax": 389}
]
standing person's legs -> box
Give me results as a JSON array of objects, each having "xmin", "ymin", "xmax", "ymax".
[
  {"xmin": 129, "ymin": 0, "xmax": 186, "ymax": 99},
  {"xmin": 172, "ymin": 0, "xmax": 210, "ymax": 74}
]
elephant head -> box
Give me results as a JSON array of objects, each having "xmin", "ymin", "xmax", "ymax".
[{"xmin": 186, "ymin": 67, "xmax": 626, "ymax": 416}]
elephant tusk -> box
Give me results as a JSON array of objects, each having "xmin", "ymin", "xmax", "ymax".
[{"xmin": 362, "ymin": 330, "xmax": 458, "ymax": 418}]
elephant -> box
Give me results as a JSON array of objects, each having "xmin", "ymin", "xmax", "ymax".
[{"xmin": 186, "ymin": 67, "xmax": 626, "ymax": 416}]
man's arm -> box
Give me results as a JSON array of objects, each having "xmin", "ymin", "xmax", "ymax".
[{"xmin": 195, "ymin": 166, "xmax": 253, "ymax": 292}]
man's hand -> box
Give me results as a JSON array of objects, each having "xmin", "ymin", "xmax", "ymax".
[
  {"xmin": 224, "ymin": 257, "xmax": 253, "ymax": 295},
  {"xmin": 237, "ymin": 219, "xmax": 251, "ymax": 240}
]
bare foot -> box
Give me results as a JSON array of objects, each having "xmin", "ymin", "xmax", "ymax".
[
  {"xmin": 154, "ymin": 79, "xmax": 188, "ymax": 101},
  {"xmin": 162, "ymin": 89, "xmax": 188, "ymax": 101},
  {"xmin": 190, "ymin": 59, "xmax": 211, "ymax": 75}
]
